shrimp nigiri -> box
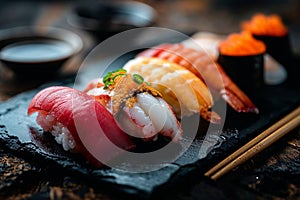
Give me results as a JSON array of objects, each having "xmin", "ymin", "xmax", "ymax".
[
  {"xmin": 138, "ymin": 44, "xmax": 259, "ymax": 114},
  {"xmin": 123, "ymin": 57, "xmax": 221, "ymax": 124}
]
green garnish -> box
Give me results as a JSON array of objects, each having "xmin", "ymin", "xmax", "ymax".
[
  {"xmin": 103, "ymin": 72, "xmax": 112, "ymax": 83},
  {"xmin": 112, "ymin": 74, "xmax": 125, "ymax": 82},
  {"xmin": 103, "ymin": 69, "xmax": 127, "ymax": 89},
  {"xmin": 132, "ymin": 74, "xmax": 144, "ymax": 84}
]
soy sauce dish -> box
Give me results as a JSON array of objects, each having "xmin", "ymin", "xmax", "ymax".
[{"xmin": 0, "ymin": 26, "xmax": 83, "ymax": 77}]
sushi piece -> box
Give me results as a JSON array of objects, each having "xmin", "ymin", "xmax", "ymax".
[
  {"xmin": 123, "ymin": 57, "xmax": 221, "ymax": 124},
  {"xmin": 182, "ymin": 31, "xmax": 287, "ymax": 85},
  {"xmin": 138, "ymin": 43, "xmax": 259, "ymax": 114},
  {"xmin": 241, "ymin": 13, "xmax": 292, "ymax": 67},
  {"xmin": 28, "ymin": 86, "xmax": 135, "ymax": 167},
  {"xmin": 218, "ymin": 31, "xmax": 266, "ymax": 56},
  {"xmin": 242, "ymin": 13, "xmax": 288, "ymax": 37},
  {"xmin": 181, "ymin": 32, "xmax": 226, "ymax": 60},
  {"xmin": 85, "ymin": 69, "xmax": 183, "ymax": 141},
  {"xmin": 218, "ymin": 31, "xmax": 266, "ymax": 92}
]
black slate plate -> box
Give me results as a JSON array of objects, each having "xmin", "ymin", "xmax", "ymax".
[{"xmin": 0, "ymin": 51, "xmax": 300, "ymax": 199}]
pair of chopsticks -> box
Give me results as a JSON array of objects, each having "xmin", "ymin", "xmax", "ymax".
[{"xmin": 205, "ymin": 106, "xmax": 300, "ymax": 180}]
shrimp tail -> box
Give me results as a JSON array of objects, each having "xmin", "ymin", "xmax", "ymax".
[
  {"xmin": 220, "ymin": 87, "xmax": 259, "ymax": 114},
  {"xmin": 200, "ymin": 109, "xmax": 222, "ymax": 124}
]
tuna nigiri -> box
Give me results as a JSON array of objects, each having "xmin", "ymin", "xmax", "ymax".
[{"xmin": 28, "ymin": 86, "xmax": 135, "ymax": 167}]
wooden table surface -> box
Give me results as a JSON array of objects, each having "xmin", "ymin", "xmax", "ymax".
[{"xmin": 0, "ymin": 0, "xmax": 300, "ymax": 199}]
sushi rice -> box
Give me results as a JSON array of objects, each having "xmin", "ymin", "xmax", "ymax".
[{"xmin": 36, "ymin": 112, "xmax": 76, "ymax": 151}]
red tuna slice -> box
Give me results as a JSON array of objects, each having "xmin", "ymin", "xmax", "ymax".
[{"xmin": 28, "ymin": 86, "xmax": 135, "ymax": 167}]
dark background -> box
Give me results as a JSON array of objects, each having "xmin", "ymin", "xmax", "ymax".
[{"xmin": 0, "ymin": 0, "xmax": 300, "ymax": 199}]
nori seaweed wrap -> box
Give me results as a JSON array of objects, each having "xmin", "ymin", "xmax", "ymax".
[
  {"xmin": 242, "ymin": 13, "xmax": 293, "ymax": 71},
  {"xmin": 218, "ymin": 31, "xmax": 266, "ymax": 94}
]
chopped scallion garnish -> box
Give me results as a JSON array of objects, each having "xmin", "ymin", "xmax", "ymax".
[
  {"xmin": 132, "ymin": 74, "xmax": 144, "ymax": 84},
  {"xmin": 103, "ymin": 69, "xmax": 127, "ymax": 89}
]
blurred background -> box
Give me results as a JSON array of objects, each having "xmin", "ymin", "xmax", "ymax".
[{"xmin": 0, "ymin": 0, "xmax": 299, "ymax": 52}]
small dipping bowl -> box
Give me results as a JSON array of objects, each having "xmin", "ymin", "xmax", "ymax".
[
  {"xmin": 68, "ymin": 1, "xmax": 156, "ymax": 40},
  {"xmin": 0, "ymin": 26, "xmax": 83, "ymax": 78}
]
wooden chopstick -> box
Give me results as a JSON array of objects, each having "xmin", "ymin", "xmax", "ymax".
[{"xmin": 205, "ymin": 106, "xmax": 300, "ymax": 180}]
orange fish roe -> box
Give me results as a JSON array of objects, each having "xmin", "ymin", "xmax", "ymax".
[
  {"xmin": 219, "ymin": 31, "xmax": 266, "ymax": 56},
  {"xmin": 241, "ymin": 13, "xmax": 288, "ymax": 37}
]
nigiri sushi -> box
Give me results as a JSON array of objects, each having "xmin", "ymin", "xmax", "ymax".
[
  {"xmin": 181, "ymin": 32, "xmax": 226, "ymax": 60},
  {"xmin": 85, "ymin": 69, "xmax": 183, "ymax": 141},
  {"xmin": 28, "ymin": 86, "xmax": 135, "ymax": 167},
  {"xmin": 123, "ymin": 57, "xmax": 221, "ymax": 124},
  {"xmin": 137, "ymin": 43, "xmax": 259, "ymax": 114}
]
